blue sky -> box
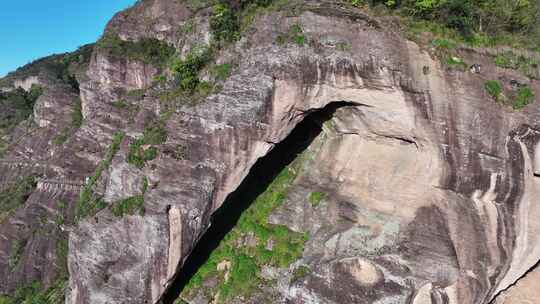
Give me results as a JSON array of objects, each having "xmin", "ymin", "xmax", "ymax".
[{"xmin": 0, "ymin": 0, "xmax": 137, "ymax": 77}]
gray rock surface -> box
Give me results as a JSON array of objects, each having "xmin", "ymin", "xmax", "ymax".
[{"xmin": 1, "ymin": 1, "xmax": 540, "ymax": 304}]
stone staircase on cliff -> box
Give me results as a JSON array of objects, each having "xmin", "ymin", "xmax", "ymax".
[
  {"xmin": 36, "ymin": 179, "xmax": 85, "ymax": 194},
  {"xmin": 0, "ymin": 158, "xmax": 86, "ymax": 194}
]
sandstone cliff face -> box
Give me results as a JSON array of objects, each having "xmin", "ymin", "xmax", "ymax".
[
  {"xmin": 1, "ymin": 1, "xmax": 540, "ymax": 304},
  {"xmin": 0, "ymin": 47, "xmax": 93, "ymax": 295}
]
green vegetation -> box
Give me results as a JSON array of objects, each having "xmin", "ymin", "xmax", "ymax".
[
  {"xmin": 164, "ymin": 144, "xmax": 188, "ymax": 160},
  {"xmin": 445, "ymin": 56, "xmax": 467, "ymax": 68},
  {"xmin": 336, "ymin": 42, "xmax": 352, "ymax": 51},
  {"xmin": 159, "ymin": 46, "xmax": 215, "ymax": 104},
  {"xmin": 431, "ymin": 38, "xmax": 457, "ymax": 50},
  {"xmin": 57, "ymin": 44, "xmax": 94, "ymax": 92},
  {"xmin": 55, "ymin": 234, "xmax": 69, "ymax": 278},
  {"xmin": 494, "ymin": 51, "xmax": 540, "ymax": 79},
  {"xmin": 171, "ymin": 46, "xmax": 212, "ymax": 93},
  {"xmin": 220, "ymin": 254, "xmax": 259, "ymax": 298},
  {"xmin": 159, "ymin": 1, "xmax": 281, "ymax": 105},
  {"xmin": 8, "ymin": 239, "xmax": 27, "ymax": 271},
  {"xmin": 55, "ymin": 200, "xmax": 69, "ymax": 280},
  {"xmin": 209, "ymin": 0, "xmax": 277, "ymax": 44},
  {"xmin": 96, "ymin": 34, "xmax": 176, "ymax": 67},
  {"xmin": 0, "ymin": 44, "xmax": 93, "ymax": 92},
  {"xmin": 308, "ymin": 191, "xmax": 325, "ymax": 207},
  {"xmin": 111, "ymin": 98, "xmax": 140, "ymax": 124},
  {"xmin": 290, "ymin": 265, "xmax": 311, "ymax": 283},
  {"xmin": 0, "ymin": 81, "xmax": 38, "ymax": 152},
  {"xmin": 0, "ymin": 175, "xmax": 37, "ymax": 222},
  {"xmin": 8, "ymin": 202, "xmax": 72, "ymax": 304},
  {"xmin": 181, "ymin": 157, "xmax": 308, "ymax": 303},
  {"xmin": 75, "ymin": 131, "xmax": 125, "ymax": 222},
  {"xmin": 52, "ymin": 133, "xmax": 69, "ymax": 146},
  {"xmin": 0, "ymin": 85, "xmax": 43, "ymax": 134},
  {"xmin": 112, "ymin": 99, "xmax": 128, "ymax": 109},
  {"xmin": 183, "ymin": 0, "xmax": 212, "ymax": 11},
  {"xmin": 484, "ymin": 80, "xmax": 536, "ymax": 109},
  {"xmin": 111, "ymin": 195, "xmax": 145, "ymax": 217},
  {"xmin": 0, "ymin": 279, "xmax": 66, "ymax": 304},
  {"xmin": 484, "ymin": 80, "xmax": 504, "ymax": 102},
  {"xmin": 514, "ymin": 85, "xmax": 535, "ymax": 110},
  {"xmin": 143, "ymin": 120, "xmax": 168, "ymax": 144},
  {"xmin": 277, "ymin": 23, "xmax": 307, "ymax": 46},
  {"xmin": 207, "ymin": 0, "xmax": 283, "ymax": 45},
  {"xmin": 210, "ymin": 3, "xmax": 240, "ymax": 44},
  {"xmin": 127, "ymin": 121, "xmax": 167, "ymax": 168},
  {"xmin": 360, "ymin": 0, "xmax": 540, "ymax": 50},
  {"xmin": 178, "ymin": 19, "xmax": 196, "ymax": 35},
  {"xmin": 212, "ymin": 63, "xmax": 233, "ymax": 81},
  {"xmin": 111, "ymin": 177, "xmax": 148, "ymax": 217},
  {"xmin": 54, "ymin": 200, "xmax": 67, "ymax": 226},
  {"xmin": 127, "ymin": 139, "xmax": 157, "ymax": 168},
  {"xmin": 53, "ymin": 97, "xmax": 83, "ymax": 145},
  {"xmin": 428, "ymin": 38, "xmax": 469, "ymax": 69},
  {"xmin": 55, "ymin": 236, "xmax": 68, "ymax": 269},
  {"xmin": 126, "ymin": 89, "xmax": 146, "ymax": 100}
]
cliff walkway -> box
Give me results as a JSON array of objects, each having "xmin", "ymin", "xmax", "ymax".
[{"xmin": 0, "ymin": 158, "xmax": 86, "ymax": 193}]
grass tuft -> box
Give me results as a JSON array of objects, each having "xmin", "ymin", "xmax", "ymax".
[
  {"xmin": 484, "ymin": 80, "xmax": 504, "ymax": 102},
  {"xmin": 75, "ymin": 131, "xmax": 125, "ymax": 222},
  {"xmin": 0, "ymin": 175, "xmax": 37, "ymax": 222},
  {"xmin": 513, "ymin": 85, "xmax": 535, "ymax": 110},
  {"xmin": 127, "ymin": 121, "xmax": 167, "ymax": 168},
  {"xmin": 96, "ymin": 34, "xmax": 175, "ymax": 68},
  {"xmin": 277, "ymin": 23, "xmax": 307, "ymax": 46},
  {"xmin": 181, "ymin": 156, "xmax": 309, "ymax": 302},
  {"xmin": 308, "ymin": 191, "xmax": 325, "ymax": 207}
]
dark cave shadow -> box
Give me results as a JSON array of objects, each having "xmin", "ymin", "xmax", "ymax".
[
  {"xmin": 487, "ymin": 258, "xmax": 540, "ymax": 304},
  {"xmin": 161, "ymin": 101, "xmax": 354, "ymax": 303}
]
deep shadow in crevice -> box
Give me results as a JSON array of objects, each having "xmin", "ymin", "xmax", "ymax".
[
  {"xmin": 162, "ymin": 101, "xmax": 355, "ymax": 304},
  {"xmin": 488, "ymin": 259, "xmax": 540, "ymax": 304}
]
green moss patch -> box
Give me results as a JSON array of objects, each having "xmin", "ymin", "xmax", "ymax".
[
  {"xmin": 76, "ymin": 131, "xmax": 125, "ymax": 222},
  {"xmin": 0, "ymin": 85, "xmax": 42, "ymax": 136},
  {"xmin": 8, "ymin": 239, "xmax": 27, "ymax": 272},
  {"xmin": 171, "ymin": 46, "xmax": 213, "ymax": 93},
  {"xmin": 484, "ymin": 80, "xmax": 535, "ymax": 110},
  {"xmin": 212, "ymin": 63, "xmax": 233, "ymax": 81},
  {"xmin": 494, "ymin": 51, "xmax": 540, "ymax": 80},
  {"xmin": 96, "ymin": 34, "xmax": 175, "ymax": 67},
  {"xmin": 484, "ymin": 80, "xmax": 504, "ymax": 102},
  {"xmin": 290, "ymin": 265, "xmax": 311, "ymax": 283},
  {"xmin": 53, "ymin": 97, "xmax": 83, "ymax": 146},
  {"xmin": 127, "ymin": 121, "xmax": 167, "ymax": 168},
  {"xmin": 308, "ymin": 191, "xmax": 325, "ymax": 207},
  {"xmin": 277, "ymin": 23, "xmax": 307, "ymax": 46},
  {"xmin": 111, "ymin": 178, "xmax": 148, "ymax": 217},
  {"xmin": 0, "ymin": 279, "xmax": 67, "ymax": 304},
  {"xmin": 158, "ymin": 45, "xmax": 216, "ymax": 105},
  {"xmin": 111, "ymin": 195, "xmax": 145, "ymax": 217},
  {"xmin": 0, "ymin": 175, "xmax": 37, "ymax": 222},
  {"xmin": 180, "ymin": 157, "xmax": 309, "ymax": 303},
  {"xmin": 513, "ymin": 85, "xmax": 535, "ymax": 110},
  {"xmin": 210, "ymin": 3, "xmax": 240, "ymax": 44}
]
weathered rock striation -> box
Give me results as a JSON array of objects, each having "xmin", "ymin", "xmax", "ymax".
[{"xmin": 1, "ymin": 1, "xmax": 540, "ymax": 304}]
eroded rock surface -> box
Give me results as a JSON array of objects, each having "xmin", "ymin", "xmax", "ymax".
[
  {"xmin": 494, "ymin": 264, "xmax": 540, "ymax": 304},
  {"xmin": 1, "ymin": 1, "xmax": 540, "ymax": 304}
]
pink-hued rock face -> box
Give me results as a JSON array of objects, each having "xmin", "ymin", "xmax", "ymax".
[{"xmin": 1, "ymin": 1, "xmax": 540, "ymax": 304}]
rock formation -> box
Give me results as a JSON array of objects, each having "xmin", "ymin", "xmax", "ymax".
[{"xmin": 1, "ymin": 1, "xmax": 540, "ymax": 304}]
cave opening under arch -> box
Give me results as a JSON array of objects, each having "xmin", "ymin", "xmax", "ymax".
[{"xmin": 162, "ymin": 101, "xmax": 357, "ymax": 303}]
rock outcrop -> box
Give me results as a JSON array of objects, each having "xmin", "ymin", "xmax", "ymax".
[{"xmin": 1, "ymin": 1, "xmax": 540, "ymax": 304}]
